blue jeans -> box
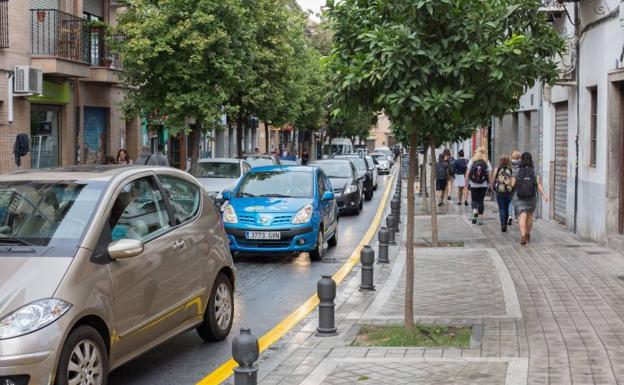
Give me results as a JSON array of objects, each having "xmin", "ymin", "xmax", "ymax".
[{"xmin": 496, "ymin": 193, "xmax": 513, "ymax": 227}]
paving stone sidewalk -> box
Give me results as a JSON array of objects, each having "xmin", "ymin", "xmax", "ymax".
[{"xmin": 238, "ymin": 181, "xmax": 624, "ymax": 385}]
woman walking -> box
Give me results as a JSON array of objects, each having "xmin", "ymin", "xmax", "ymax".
[
  {"xmin": 508, "ymin": 151, "xmax": 522, "ymax": 226},
  {"xmin": 117, "ymin": 148, "xmax": 133, "ymax": 165},
  {"xmin": 436, "ymin": 153, "xmax": 450, "ymax": 206},
  {"xmin": 512, "ymin": 152, "xmax": 549, "ymax": 245},
  {"xmin": 443, "ymin": 148, "xmax": 454, "ymax": 202},
  {"xmin": 453, "ymin": 150, "xmax": 469, "ymax": 206},
  {"xmin": 491, "ymin": 156, "xmax": 514, "ymax": 232},
  {"xmin": 465, "ymin": 147, "xmax": 492, "ymax": 225}
]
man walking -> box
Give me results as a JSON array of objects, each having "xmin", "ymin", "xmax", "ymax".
[
  {"xmin": 134, "ymin": 145, "xmax": 152, "ymax": 165},
  {"xmin": 149, "ymin": 144, "xmax": 170, "ymax": 166}
]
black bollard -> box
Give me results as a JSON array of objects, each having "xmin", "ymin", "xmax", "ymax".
[
  {"xmin": 360, "ymin": 245, "xmax": 375, "ymax": 291},
  {"xmin": 386, "ymin": 215, "xmax": 397, "ymax": 245},
  {"xmin": 378, "ymin": 227, "xmax": 390, "ymax": 263},
  {"xmin": 391, "ymin": 197, "xmax": 401, "ymax": 224},
  {"xmin": 316, "ymin": 275, "xmax": 337, "ymax": 336},
  {"xmin": 232, "ymin": 328, "xmax": 259, "ymax": 385}
]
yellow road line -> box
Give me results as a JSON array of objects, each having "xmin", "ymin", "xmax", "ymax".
[{"xmin": 196, "ymin": 172, "xmax": 397, "ymax": 385}]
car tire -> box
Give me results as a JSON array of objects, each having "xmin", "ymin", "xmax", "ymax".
[
  {"xmin": 310, "ymin": 228, "xmax": 324, "ymax": 261},
  {"xmin": 328, "ymin": 220, "xmax": 338, "ymax": 247},
  {"xmin": 365, "ymin": 188, "xmax": 373, "ymax": 201},
  {"xmin": 358, "ymin": 196, "xmax": 364, "ymax": 212},
  {"xmin": 197, "ymin": 273, "xmax": 234, "ymax": 342},
  {"xmin": 55, "ymin": 325, "xmax": 109, "ymax": 385}
]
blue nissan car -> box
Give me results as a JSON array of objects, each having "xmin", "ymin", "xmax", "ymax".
[{"xmin": 221, "ymin": 166, "xmax": 339, "ymax": 260}]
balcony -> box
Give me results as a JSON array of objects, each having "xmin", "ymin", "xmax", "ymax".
[{"xmin": 30, "ymin": 9, "xmax": 122, "ymax": 81}]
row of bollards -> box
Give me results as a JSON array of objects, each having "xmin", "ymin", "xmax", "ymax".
[{"xmin": 231, "ymin": 174, "xmax": 403, "ymax": 385}]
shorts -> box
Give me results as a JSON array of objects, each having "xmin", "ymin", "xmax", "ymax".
[
  {"xmin": 436, "ymin": 179, "xmax": 447, "ymax": 191},
  {"xmin": 455, "ymin": 174, "xmax": 465, "ymax": 188}
]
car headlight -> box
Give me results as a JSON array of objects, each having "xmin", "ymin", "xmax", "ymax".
[
  {"xmin": 0, "ymin": 299, "xmax": 72, "ymax": 340},
  {"xmin": 345, "ymin": 185, "xmax": 358, "ymax": 194},
  {"xmin": 222, "ymin": 203, "xmax": 238, "ymax": 224},
  {"xmin": 292, "ymin": 204, "xmax": 313, "ymax": 224}
]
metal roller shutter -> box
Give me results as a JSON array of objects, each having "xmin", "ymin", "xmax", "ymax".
[{"xmin": 554, "ymin": 103, "xmax": 568, "ymax": 224}]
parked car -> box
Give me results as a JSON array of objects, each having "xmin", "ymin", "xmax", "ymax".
[
  {"xmin": 243, "ymin": 154, "xmax": 281, "ymax": 168},
  {"xmin": 0, "ymin": 166, "xmax": 235, "ymax": 385},
  {"xmin": 364, "ymin": 155, "xmax": 379, "ymax": 191},
  {"xmin": 370, "ymin": 153, "xmax": 391, "ymax": 174},
  {"xmin": 334, "ymin": 155, "xmax": 374, "ymax": 201},
  {"xmin": 279, "ymin": 159, "xmax": 299, "ymax": 166},
  {"xmin": 374, "ymin": 146, "xmax": 395, "ymax": 166},
  {"xmin": 194, "ymin": 158, "xmax": 250, "ymax": 208},
  {"xmin": 222, "ymin": 166, "xmax": 338, "ymax": 260},
  {"xmin": 310, "ymin": 160, "xmax": 363, "ymax": 215}
]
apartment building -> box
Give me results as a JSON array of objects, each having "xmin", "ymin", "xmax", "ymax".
[
  {"xmin": 0, "ymin": 0, "xmax": 141, "ymax": 173},
  {"xmin": 491, "ymin": 0, "xmax": 624, "ymax": 249}
]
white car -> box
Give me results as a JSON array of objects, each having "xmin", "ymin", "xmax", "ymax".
[
  {"xmin": 194, "ymin": 158, "xmax": 251, "ymax": 207},
  {"xmin": 374, "ymin": 146, "xmax": 395, "ymax": 166},
  {"xmin": 370, "ymin": 153, "xmax": 391, "ymax": 174}
]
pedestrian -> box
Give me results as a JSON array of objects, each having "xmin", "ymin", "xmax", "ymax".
[
  {"xmin": 117, "ymin": 148, "xmax": 133, "ymax": 165},
  {"xmin": 452, "ymin": 149, "xmax": 469, "ymax": 206},
  {"xmin": 465, "ymin": 147, "xmax": 492, "ymax": 225},
  {"xmin": 254, "ymin": 147, "xmax": 260, "ymax": 154},
  {"xmin": 508, "ymin": 150, "xmax": 522, "ymax": 225},
  {"xmin": 104, "ymin": 155, "xmax": 116, "ymax": 165},
  {"xmin": 148, "ymin": 144, "xmax": 170, "ymax": 167},
  {"xmin": 302, "ymin": 150, "xmax": 309, "ymax": 166},
  {"xmin": 134, "ymin": 145, "xmax": 152, "ymax": 165},
  {"xmin": 443, "ymin": 148, "xmax": 454, "ymax": 202},
  {"xmin": 435, "ymin": 153, "xmax": 449, "ymax": 207},
  {"xmin": 491, "ymin": 156, "xmax": 515, "ymax": 232},
  {"xmin": 512, "ymin": 152, "xmax": 549, "ymax": 245}
]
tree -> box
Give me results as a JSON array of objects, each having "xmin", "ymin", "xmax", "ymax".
[
  {"xmin": 114, "ymin": 0, "xmax": 250, "ymax": 173},
  {"xmin": 326, "ymin": 0, "xmax": 563, "ymax": 331}
]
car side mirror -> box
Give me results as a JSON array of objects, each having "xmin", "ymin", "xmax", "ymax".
[
  {"xmin": 108, "ymin": 239, "xmax": 144, "ymax": 260},
  {"xmin": 322, "ymin": 191, "xmax": 335, "ymax": 201},
  {"xmin": 222, "ymin": 189, "xmax": 232, "ymax": 201}
]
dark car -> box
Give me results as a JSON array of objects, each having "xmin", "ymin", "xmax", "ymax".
[
  {"xmin": 310, "ymin": 160, "xmax": 363, "ymax": 215},
  {"xmin": 334, "ymin": 155, "xmax": 374, "ymax": 201}
]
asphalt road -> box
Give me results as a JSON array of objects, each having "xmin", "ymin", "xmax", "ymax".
[{"xmin": 108, "ymin": 173, "xmax": 392, "ymax": 385}]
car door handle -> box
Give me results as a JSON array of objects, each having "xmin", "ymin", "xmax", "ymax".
[{"xmin": 172, "ymin": 239, "xmax": 186, "ymax": 250}]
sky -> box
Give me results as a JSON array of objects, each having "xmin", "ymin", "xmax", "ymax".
[{"xmin": 296, "ymin": 0, "xmax": 325, "ymax": 19}]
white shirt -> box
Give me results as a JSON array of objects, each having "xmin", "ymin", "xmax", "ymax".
[{"xmin": 466, "ymin": 159, "xmax": 493, "ymax": 188}]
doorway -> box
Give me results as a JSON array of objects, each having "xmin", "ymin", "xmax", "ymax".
[{"xmin": 553, "ymin": 102, "xmax": 569, "ymax": 225}]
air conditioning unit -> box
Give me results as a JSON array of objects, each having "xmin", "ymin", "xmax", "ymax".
[{"xmin": 14, "ymin": 66, "xmax": 43, "ymax": 95}]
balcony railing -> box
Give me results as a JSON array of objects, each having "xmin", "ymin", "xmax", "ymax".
[
  {"xmin": 0, "ymin": 0, "xmax": 8, "ymax": 49},
  {"xmin": 31, "ymin": 9, "xmax": 122, "ymax": 68}
]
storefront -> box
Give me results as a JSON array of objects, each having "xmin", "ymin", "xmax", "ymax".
[{"xmin": 28, "ymin": 80, "xmax": 71, "ymax": 169}]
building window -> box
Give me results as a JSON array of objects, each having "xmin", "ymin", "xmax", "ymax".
[
  {"xmin": 0, "ymin": 0, "xmax": 8, "ymax": 49},
  {"xmin": 589, "ymin": 87, "xmax": 597, "ymax": 167}
]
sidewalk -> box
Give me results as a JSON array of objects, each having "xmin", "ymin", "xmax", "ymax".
[{"xmin": 236, "ymin": 182, "xmax": 624, "ymax": 385}]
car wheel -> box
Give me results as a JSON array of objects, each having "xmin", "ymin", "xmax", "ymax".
[
  {"xmin": 358, "ymin": 196, "xmax": 364, "ymax": 212},
  {"xmin": 328, "ymin": 220, "xmax": 338, "ymax": 247},
  {"xmin": 310, "ymin": 228, "xmax": 324, "ymax": 261},
  {"xmin": 365, "ymin": 188, "xmax": 373, "ymax": 201},
  {"xmin": 55, "ymin": 325, "xmax": 108, "ymax": 385},
  {"xmin": 197, "ymin": 273, "xmax": 234, "ymax": 342}
]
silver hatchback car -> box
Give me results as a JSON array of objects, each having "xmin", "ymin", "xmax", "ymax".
[{"xmin": 0, "ymin": 166, "xmax": 235, "ymax": 385}]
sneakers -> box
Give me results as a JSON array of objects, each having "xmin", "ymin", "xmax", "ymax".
[
  {"xmin": 478, "ymin": 219, "xmax": 483, "ymax": 225},
  {"xmin": 447, "ymin": 196, "xmax": 451, "ymax": 201},
  {"xmin": 507, "ymin": 217, "xmax": 513, "ymax": 226},
  {"xmin": 457, "ymin": 201, "xmax": 462, "ymax": 206},
  {"xmin": 472, "ymin": 213, "xmax": 478, "ymax": 224},
  {"xmin": 438, "ymin": 202, "xmax": 443, "ymax": 207},
  {"xmin": 502, "ymin": 225, "xmax": 507, "ymax": 233},
  {"xmin": 464, "ymin": 201, "xmax": 469, "ymax": 206}
]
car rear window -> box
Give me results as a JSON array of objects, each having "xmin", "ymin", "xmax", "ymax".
[{"xmin": 196, "ymin": 162, "xmax": 241, "ymax": 179}]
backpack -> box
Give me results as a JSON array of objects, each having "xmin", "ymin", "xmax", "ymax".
[
  {"xmin": 494, "ymin": 166, "xmax": 513, "ymax": 194},
  {"xmin": 469, "ymin": 160, "xmax": 489, "ymax": 184},
  {"xmin": 453, "ymin": 158, "xmax": 468, "ymax": 176},
  {"xmin": 516, "ymin": 167, "xmax": 537, "ymax": 199},
  {"xmin": 436, "ymin": 161, "xmax": 448, "ymax": 180},
  {"xmin": 447, "ymin": 157, "xmax": 456, "ymax": 176}
]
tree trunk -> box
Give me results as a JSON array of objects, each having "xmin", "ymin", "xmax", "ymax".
[
  {"xmin": 429, "ymin": 143, "xmax": 439, "ymax": 247},
  {"xmin": 264, "ymin": 120, "xmax": 270, "ymax": 153},
  {"xmin": 188, "ymin": 121, "xmax": 201, "ymax": 177},
  {"xmin": 236, "ymin": 112, "xmax": 244, "ymax": 158},
  {"xmin": 405, "ymin": 131, "xmax": 417, "ymax": 332},
  {"xmin": 421, "ymin": 149, "xmax": 428, "ymax": 213}
]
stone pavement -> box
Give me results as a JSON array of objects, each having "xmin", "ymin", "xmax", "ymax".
[{"xmin": 232, "ymin": 181, "xmax": 624, "ymax": 385}]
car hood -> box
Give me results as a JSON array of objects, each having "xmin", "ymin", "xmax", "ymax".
[
  {"xmin": 197, "ymin": 177, "xmax": 239, "ymax": 193},
  {"xmin": 229, "ymin": 197, "xmax": 313, "ymax": 214},
  {"xmin": 328, "ymin": 177, "xmax": 352, "ymax": 191},
  {"xmin": 0, "ymin": 257, "xmax": 72, "ymax": 318}
]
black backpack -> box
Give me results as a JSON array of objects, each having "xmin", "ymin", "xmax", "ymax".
[
  {"xmin": 469, "ymin": 160, "xmax": 488, "ymax": 184},
  {"xmin": 436, "ymin": 161, "xmax": 448, "ymax": 180},
  {"xmin": 516, "ymin": 167, "xmax": 537, "ymax": 199}
]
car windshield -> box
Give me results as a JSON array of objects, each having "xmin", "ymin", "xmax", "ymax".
[
  {"xmin": 196, "ymin": 162, "xmax": 240, "ymax": 178},
  {"xmin": 0, "ymin": 180, "xmax": 106, "ymax": 250},
  {"xmin": 245, "ymin": 157, "xmax": 274, "ymax": 167},
  {"xmin": 313, "ymin": 162, "xmax": 351, "ymax": 178},
  {"xmin": 237, "ymin": 171, "xmax": 313, "ymax": 198},
  {"xmin": 367, "ymin": 156, "xmax": 379, "ymax": 165},
  {"xmin": 338, "ymin": 157, "xmax": 367, "ymax": 173},
  {"xmin": 372, "ymin": 154, "xmax": 387, "ymax": 162}
]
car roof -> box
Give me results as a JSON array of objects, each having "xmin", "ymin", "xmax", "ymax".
[
  {"xmin": 311, "ymin": 159, "xmax": 352, "ymax": 165},
  {"xmin": 249, "ymin": 165, "xmax": 315, "ymax": 173},
  {"xmin": 0, "ymin": 165, "xmax": 176, "ymax": 182},
  {"xmin": 199, "ymin": 158, "xmax": 242, "ymax": 164}
]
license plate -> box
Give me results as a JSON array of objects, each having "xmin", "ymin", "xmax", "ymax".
[{"xmin": 245, "ymin": 231, "xmax": 281, "ymax": 240}]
